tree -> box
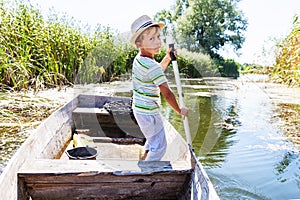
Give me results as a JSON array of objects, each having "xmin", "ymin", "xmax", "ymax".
[
  {"xmin": 154, "ymin": 10, "xmax": 173, "ymax": 43},
  {"xmin": 175, "ymin": 0, "xmax": 247, "ymax": 57},
  {"xmin": 154, "ymin": 0, "xmax": 189, "ymax": 44}
]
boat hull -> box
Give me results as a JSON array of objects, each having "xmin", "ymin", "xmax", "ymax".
[{"xmin": 0, "ymin": 94, "xmax": 219, "ymax": 199}]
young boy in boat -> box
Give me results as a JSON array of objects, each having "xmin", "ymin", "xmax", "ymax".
[{"xmin": 130, "ymin": 15, "xmax": 188, "ymax": 161}]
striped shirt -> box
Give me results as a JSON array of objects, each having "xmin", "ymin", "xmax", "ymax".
[{"xmin": 132, "ymin": 54, "xmax": 168, "ymax": 115}]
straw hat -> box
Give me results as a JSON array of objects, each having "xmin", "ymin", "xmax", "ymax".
[{"xmin": 130, "ymin": 15, "xmax": 164, "ymax": 45}]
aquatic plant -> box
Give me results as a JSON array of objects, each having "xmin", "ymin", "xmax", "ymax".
[{"xmin": 272, "ymin": 15, "xmax": 300, "ymax": 87}]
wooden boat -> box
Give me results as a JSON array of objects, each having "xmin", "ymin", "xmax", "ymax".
[{"xmin": 0, "ymin": 94, "xmax": 219, "ymax": 199}]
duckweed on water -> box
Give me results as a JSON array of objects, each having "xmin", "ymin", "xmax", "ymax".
[
  {"xmin": 276, "ymin": 103, "xmax": 300, "ymax": 147},
  {"xmin": 0, "ymin": 90, "xmax": 63, "ymax": 172}
]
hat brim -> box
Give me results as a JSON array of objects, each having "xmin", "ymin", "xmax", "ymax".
[{"xmin": 130, "ymin": 22, "xmax": 164, "ymax": 45}]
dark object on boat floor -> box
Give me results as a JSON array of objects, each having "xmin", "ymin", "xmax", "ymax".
[{"xmin": 66, "ymin": 147, "xmax": 97, "ymax": 160}]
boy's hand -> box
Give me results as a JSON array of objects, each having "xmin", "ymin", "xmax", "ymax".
[
  {"xmin": 160, "ymin": 48, "xmax": 177, "ymax": 70},
  {"xmin": 167, "ymin": 47, "xmax": 177, "ymax": 61},
  {"xmin": 180, "ymin": 107, "xmax": 188, "ymax": 120}
]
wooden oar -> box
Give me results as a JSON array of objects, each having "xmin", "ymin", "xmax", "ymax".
[
  {"xmin": 169, "ymin": 44, "xmax": 192, "ymax": 145},
  {"xmin": 73, "ymin": 133, "xmax": 145, "ymax": 147}
]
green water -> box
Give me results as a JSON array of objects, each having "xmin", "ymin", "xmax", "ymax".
[
  {"xmin": 116, "ymin": 75, "xmax": 300, "ymax": 199},
  {"xmin": 167, "ymin": 76, "xmax": 300, "ymax": 199}
]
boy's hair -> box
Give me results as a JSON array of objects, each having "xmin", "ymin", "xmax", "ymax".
[{"xmin": 135, "ymin": 25, "xmax": 161, "ymax": 44}]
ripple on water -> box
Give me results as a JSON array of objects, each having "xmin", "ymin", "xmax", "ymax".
[{"xmin": 208, "ymin": 170, "xmax": 271, "ymax": 200}]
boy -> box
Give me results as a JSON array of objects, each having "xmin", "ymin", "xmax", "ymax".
[{"xmin": 130, "ymin": 15, "xmax": 188, "ymax": 161}]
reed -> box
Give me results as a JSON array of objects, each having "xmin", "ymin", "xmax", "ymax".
[
  {"xmin": 0, "ymin": 0, "xmax": 132, "ymax": 91},
  {"xmin": 272, "ymin": 15, "xmax": 300, "ymax": 86}
]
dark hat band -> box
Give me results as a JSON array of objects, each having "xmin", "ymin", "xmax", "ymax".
[{"xmin": 136, "ymin": 20, "xmax": 153, "ymax": 32}]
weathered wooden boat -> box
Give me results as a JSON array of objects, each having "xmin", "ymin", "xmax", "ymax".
[{"xmin": 0, "ymin": 94, "xmax": 219, "ymax": 199}]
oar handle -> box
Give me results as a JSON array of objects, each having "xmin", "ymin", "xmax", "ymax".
[
  {"xmin": 169, "ymin": 44, "xmax": 176, "ymax": 61},
  {"xmin": 169, "ymin": 44, "xmax": 192, "ymax": 145}
]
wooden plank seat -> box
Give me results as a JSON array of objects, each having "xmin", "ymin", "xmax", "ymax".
[
  {"xmin": 72, "ymin": 107, "xmax": 144, "ymax": 138},
  {"xmin": 18, "ymin": 159, "xmax": 192, "ymax": 199}
]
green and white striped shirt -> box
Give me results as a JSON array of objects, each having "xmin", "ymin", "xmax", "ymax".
[{"xmin": 132, "ymin": 54, "xmax": 168, "ymax": 115}]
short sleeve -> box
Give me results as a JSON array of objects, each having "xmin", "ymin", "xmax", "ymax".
[{"xmin": 149, "ymin": 64, "xmax": 168, "ymax": 86}]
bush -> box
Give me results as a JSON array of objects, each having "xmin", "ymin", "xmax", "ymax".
[
  {"xmin": 215, "ymin": 58, "xmax": 240, "ymax": 78},
  {"xmin": 176, "ymin": 49, "xmax": 216, "ymax": 78}
]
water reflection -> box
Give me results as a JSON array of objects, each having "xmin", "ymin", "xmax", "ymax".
[
  {"xmin": 159, "ymin": 78, "xmax": 243, "ymax": 170},
  {"xmin": 160, "ymin": 76, "xmax": 300, "ymax": 199},
  {"xmin": 275, "ymin": 151, "xmax": 299, "ymax": 182}
]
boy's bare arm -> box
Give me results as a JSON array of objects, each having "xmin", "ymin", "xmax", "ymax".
[
  {"xmin": 160, "ymin": 57, "xmax": 171, "ymax": 71},
  {"xmin": 160, "ymin": 48, "xmax": 173, "ymax": 71},
  {"xmin": 159, "ymin": 82, "xmax": 181, "ymax": 114}
]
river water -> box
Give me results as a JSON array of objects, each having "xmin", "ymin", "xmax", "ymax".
[
  {"xmin": 0, "ymin": 74, "xmax": 299, "ymax": 199},
  {"xmin": 117, "ymin": 74, "xmax": 300, "ymax": 199},
  {"xmin": 168, "ymin": 75, "xmax": 300, "ymax": 200}
]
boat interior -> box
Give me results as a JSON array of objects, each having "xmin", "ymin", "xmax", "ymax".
[{"xmin": 17, "ymin": 95, "xmax": 196, "ymax": 199}]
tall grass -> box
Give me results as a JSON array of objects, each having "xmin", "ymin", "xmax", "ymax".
[
  {"xmin": 272, "ymin": 15, "xmax": 300, "ymax": 86},
  {"xmin": 0, "ymin": 0, "xmax": 134, "ymax": 91},
  {"xmin": 0, "ymin": 0, "xmax": 219, "ymax": 92}
]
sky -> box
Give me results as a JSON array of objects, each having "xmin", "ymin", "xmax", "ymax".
[{"xmin": 29, "ymin": 0, "xmax": 299, "ymax": 65}]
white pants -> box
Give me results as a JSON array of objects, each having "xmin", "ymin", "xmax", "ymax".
[{"xmin": 133, "ymin": 112, "xmax": 167, "ymax": 161}]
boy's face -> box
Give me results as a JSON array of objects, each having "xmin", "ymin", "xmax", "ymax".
[{"xmin": 136, "ymin": 27, "xmax": 162, "ymax": 55}]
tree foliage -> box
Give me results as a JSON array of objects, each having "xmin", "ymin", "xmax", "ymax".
[
  {"xmin": 154, "ymin": 10, "xmax": 173, "ymax": 43},
  {"xmin": 160, "ymin": 0, "xmax": 247, "ymax": 58}
]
